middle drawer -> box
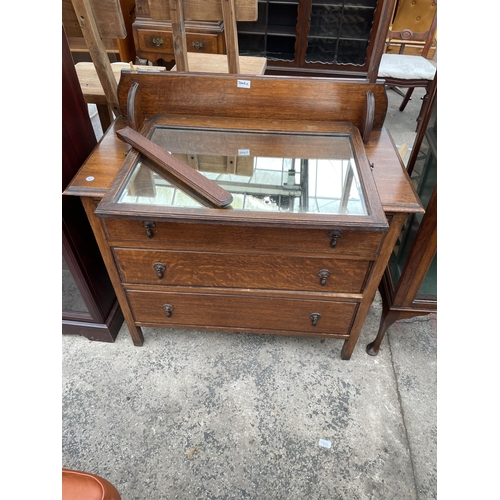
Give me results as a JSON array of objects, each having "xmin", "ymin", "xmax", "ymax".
[{"xmin": 113, "ymin": 248, "xmax": 372, "ymax": 293}]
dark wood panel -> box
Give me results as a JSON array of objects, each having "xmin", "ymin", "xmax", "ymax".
[{"xmin": 62, "ymin": 27, "xmax": 123, "ymax": 340}]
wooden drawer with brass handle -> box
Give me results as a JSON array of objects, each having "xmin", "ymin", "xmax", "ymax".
[
  {"xmin": 113, "ymin": 248, "xmax": 373, "ymax": 293},
  {"xmin": 134, "ymin": 27, "xmax": 222, "ymax": 61},
  {"xmin": 102, "ymin": 220, "xmax": 384, "ymax": 259},
  {"xmin": 126, "ymin": 289, "xmax": 357, "ymax": 337}
]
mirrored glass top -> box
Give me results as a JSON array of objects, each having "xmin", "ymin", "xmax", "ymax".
[{"xmin": 117, "ymin": 127, "xmax": 368, "ymax": 216}]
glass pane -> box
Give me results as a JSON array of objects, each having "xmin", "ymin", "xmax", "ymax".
[
  {"xmin": 266, "ymin": 35, "xmax": 296, "ymax": 61},
  {"xmin": 237, "ymin": 1, "xmax": 299, "ymax": 60},
  {"xmin": 117, "ymin": 128, "xmax": 368, "ymax": 216},
  {"xmin": 389, "ymin": 98, "xmax": 437, "ymax": 300},
  {"xmin": 306, "ymin": 2, "xmax": 376, "ymax": 65},
  {"xmin": 418, "ymin": 253, "xmax": 436, "ymax": 297},
  {"xmin": 62, "ymin": 256, "xmax": 89, "ymax": 314}
]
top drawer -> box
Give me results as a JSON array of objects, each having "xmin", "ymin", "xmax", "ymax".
[
  {"xmin": 134, "ymin": 28, "xmax": 220, "ymax": 56},
  {"xmin": 101, "ymin": 219, "xmax": 383, "ymax": 258}
]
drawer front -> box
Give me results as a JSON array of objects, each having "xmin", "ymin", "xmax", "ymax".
[
  {"xmin": 103, "ymin": 220, "xmax": 383, "ymax": 257},
  {"xmin": 127, "ymin": 290, "xmax": 357, "ymax": 335},
  {"xmin": 114, "ymin": 249, "xmax": 371, "ymax": 293},
  {"xmin": 135, "ymin": 29, "xmax": 219, "ymax": 56}
]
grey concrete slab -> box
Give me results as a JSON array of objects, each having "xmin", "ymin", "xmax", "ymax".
[
  {"xmin": 63, "ymin": 294, "xmax": 426, "ymax": 499},
  {"xmin": 383, "ymin": 86, "xmax": 426, "ymax": 166},
  {"xmin": 387, "ymin": 314, "xmax": 437, "ymax": 500}
]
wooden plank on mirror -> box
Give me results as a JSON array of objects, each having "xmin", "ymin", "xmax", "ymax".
[{"xmin": 116, "ymin": 126, "xmax": 234, "ymax": 208}]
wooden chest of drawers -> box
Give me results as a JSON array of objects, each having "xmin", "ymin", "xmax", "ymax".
[
  {"xmin": 65, "ymin": 72, "xmax": 423, "ymax": 359},
  {"xmin": 133, "ymin": 0, "xmax": 225, "ymax": 64},
  {"xmin": 101, "ymin": 218, "xmax": 383, "ymax": 340}
]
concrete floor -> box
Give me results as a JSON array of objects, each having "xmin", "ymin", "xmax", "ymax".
[{"xmin": 62, "ymin": 85, "xmax": 437, "ymax": 499}]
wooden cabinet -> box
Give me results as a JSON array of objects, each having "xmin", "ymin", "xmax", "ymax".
[
  {"xmin": 62, "ymin": 27, "xmax": 124, "ymax": 342},
  {"xmin": 367, "ymin": 74, "xmax": 437, "ymax": 356},
  {"xmin": 238, "ymin": 0, "xmax": 395, "ymax": 78},
  {"xmin": 64, "ymin": 71, "xmax": 423, "ymax": 359},
  {"xmin": 133, "ymin": 0, "xmax": 226, "ymax": 65},
  {"xmin": 132, "ymin": 0, "xmax": 395, "ymax": 77}
]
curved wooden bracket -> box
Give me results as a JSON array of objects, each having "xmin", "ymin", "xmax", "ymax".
[
  {"xmin": 127, "ymin": 81, "xmax": 144, "ymax": 131},
  {"xmin": 361, "ymin": 91, "xmax": 375, "ymax": 143}
]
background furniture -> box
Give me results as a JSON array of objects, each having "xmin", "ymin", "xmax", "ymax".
[
  {"xmin": 238, "ymin": 0, "xmax": 396, "ymax": 79},
  {"xmin": 75, "ymin": 61, "xmax": 166, "ymax": 133},
  {"xmin": 63, "ymin": 0, "xmax": 137, "ymax": 63},
  {"xmin": 384, "ymin": 0, "xmax": 437, "ymax": 57},
  {"xmin": 367, "ymin": 73, "xmax": 436, "ymax": 356},
  {"xmin": 63, "ymin": 0, "xmax": 136, "ymax": 131},
  {"xmin": 63, "ymin": 28, "xmax": 124, "ymax": 342},
  {"xmin": 62, "ymin": 469, "xmax": 121, "ymax": 500},
  {"xmin": 148, "ymin": 0, "xmax": 267, "ymax": 74},
  {"xmin": 377, "ymin": 0, "xmax": 437, "ymax": 125},
  {"xmin": 133, "ymin": 0, "xmax": 397, "ymax": 79},
  {"xmin": 64, "ymin": 71, "xmax": 423, "ymax": 359},
  {"xmin": 133, "ymin": 0, "xmax": 226, "ymax": 66}
]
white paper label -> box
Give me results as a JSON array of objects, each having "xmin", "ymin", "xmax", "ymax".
[
  {"xmin": 238, "ymin": 149, "xmax": 250, "ymax": 156},
  {"xmin": 237, "ymin": 80, "xmax": 251, "ymax": 89}
]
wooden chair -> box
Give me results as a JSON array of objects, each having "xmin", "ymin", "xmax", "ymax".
[
  {"xmin": 63, "ymin": 0, "xmax": 129, "ymax": 117},
  {"xmin": 377, "ymin": 0, "xmax": 437, "ymax": 125},
  {"xmin": 63, "ymin": 0, "xmax": 137, "ymax": 63},
  {"xmin": 147, "ymin": 0, "xmax": 267, "ymax": 75},
  {"xmin": 64, "ymin": 0, "xmax": 162, "ymax": 132}
]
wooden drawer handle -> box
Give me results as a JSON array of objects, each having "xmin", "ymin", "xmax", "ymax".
[
  {"xmin": 142, "ymin": 221, "xmax": 156, "ymax": 238},
  {"xmin": 317, "ymin": 269, "xmax": 331, "ymax": 286},
  {"xmin": 153, "ymin": 262, "xmax": 166, "ymax": 279},
  {"xmin": 162, "ymin": 304, "xmax": 174, "ymax": 318},
  {"xmin": 310, "ymin": 313, "xmax": 321, "ymax": 327},
  {"xmin": 152, "ymin": 37, "xmax": 164, "ymax": 47},
  {"xmin": 328, "ymin": 229, "xmax": 343, "ymax": 248},
  {"xmin": 192, "ymin": 41, "xmax": 203, "ymax": 50}
]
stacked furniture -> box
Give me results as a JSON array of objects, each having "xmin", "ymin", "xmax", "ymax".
[{"xmin": 133, "ymin": 0, "xmax": 398, "ymax": 79}]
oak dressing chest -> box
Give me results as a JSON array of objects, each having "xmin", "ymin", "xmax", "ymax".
[{"xmin": 64, "ymin": 71, "xmax": 423, "ymax": 359}]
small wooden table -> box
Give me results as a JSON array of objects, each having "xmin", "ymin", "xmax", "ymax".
[{"xmin": 64, "ymin": 72, "xmax": 423, "ymax": 359}]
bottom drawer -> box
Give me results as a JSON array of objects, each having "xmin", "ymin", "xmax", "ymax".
[{"xmin": 127, "ymin": 290, "xmax": 357, "ymax": 336}]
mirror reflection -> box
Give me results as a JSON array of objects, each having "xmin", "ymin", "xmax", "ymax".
[{"xmin": 118, "ymin": 128, "xmax": 368, "ymax": 216}]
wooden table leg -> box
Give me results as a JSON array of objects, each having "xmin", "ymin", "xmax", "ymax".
[
  {"xmin": 366, "ymin": 306, "xmax": 401, "ymax": 356},
  {"xmin": 340, "ymin": 213, "xmax": 407, "ymax": 360},
  {"xmin": 81, "ymin": 197, "xmax": 144, "ymax": 346}
]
